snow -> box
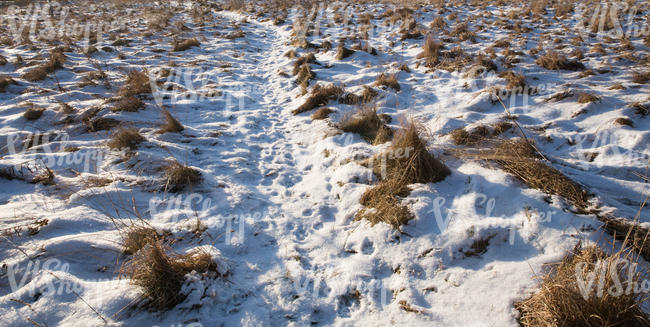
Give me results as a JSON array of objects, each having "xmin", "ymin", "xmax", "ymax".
[{"xmin": 0, "ymin": 1, "xmax": 648, "ymax": 326}]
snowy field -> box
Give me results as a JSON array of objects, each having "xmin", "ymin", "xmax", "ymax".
[{"xmin": 0, "ymin": 0, "xmax": 649, "ymax": 326}]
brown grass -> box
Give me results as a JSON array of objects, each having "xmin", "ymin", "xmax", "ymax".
[
  {"xmin": 0, "ymin": 75, "xmax": 16, "ymax": 92},
  {"xmin": 374, "ymin": 73, "xmax": 400, "ymax": 91},
  {"xmin": 159, "ymin": 109, "xmax": 184, "ymax": 133},
  {"xmin": 577, "ymin": 93, "xmax": 601, "ymax": 104},
  {"xmin": 417, "ymin": 36, "xmax": 444, "ymax": 60},
  {"xmin": 86, "ymin": 117, "xmax": 120, "ymax": 132},
  {"xmin": 172, "ymin": 38, "xmax": 200, "ymax": 52},
  {"xmin": 292, "ymin": 53, "xmax": 316, "ymax": 75},
  {"xmin": 21, "ymin": 49, "xmax": 66, "ymax": 82},
  {"xmin": 517, "ymin": 245, "xmax": 649, "ymax": 327},
  {"xmin": 295, "ymin": 63, "xmax": 315, "ymax": 89},
  {"xmin": 164, "ymin": 161, "xmax": 202, "ymax": 192},
  {"xmin": 450, "ymin": 125, "xmax": 490, "ymax": 145},
  {"xmin": 632, "ymin": 71, "xmax": 650, "ymax": 84},
  {"xmin": 122, "ymin": 225, "xmax": 161, "ymax": 255},
  {"xmin": 108, "ymin": 128, "xmax": 146, "ymax": 150},
  {"xmin": 119, "ymin": 70, "xmax": 152, "ymax": 97},
  {"xmin": 293, "ymin": 84, "xmax": 343, "ymax": 115},
  {"xmin": 336, "ymin": 44, "xmax": 355, "ymax": 60},
  {"xmin": 311, "ymin": 107, "xmax": 334, "ymax": 120},
  {"xmin": 536, "ymin": 51, "xmax": 585, "ymax": 71},
  {"xmin": 122, "ymin": 241, "xmax": 220, "ymax": 310},
  {"xmin": 112, "ymin": 96, "xmax": 145, "ymax": 112},
  {"xmin": 338, "ymin": 105, "xmax": 387, "ymax": 143},
  {"xmin": 470, "ymin": 139, "xmax": 589, "ymax": 209},
  {"xmin": 357, "ymin": 121, "xmax": 450, "ymax": 229},
  {"xmin": 498, "ymin": 71, "xmax": 526, "ymax": 90},
  {"xmin": 24, "ymin": 106, "xmax": 45, "ymax": 120},
  {"xmin": 614, "ymin": 117, "xmax": 634, "ymax": 127}
]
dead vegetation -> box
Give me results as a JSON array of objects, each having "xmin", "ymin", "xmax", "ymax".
[
  {"xmin": 338, "ymin": 105, "xmax": 390, "ymax": 144},
  {"xmin": 311, "ymin": 107, "xmax": 334, "ymax": 120},
  {"xmin": 172, "ymin": 38, "xmax": 200, "ymax": 52},
  {"xmin": 374, "ymin": 73, "xmax": 400, "ymax": 91},
  {"xmin": 119, "ymin": 70, "xmax": 152, "ymax": 97},
  {"xmin": 121, "ymin": 224, "xmax": 161, "ymax": 255},
  {"xmin": 24, "ymin": 106, "xmax": 45, "ymax": 120},
  {"xmin": 159, "ymin": 109, "xmax": 184, "ymax": 133},
  {"xmin": 0, "ymin": 75, "xmax": 16, "ymax": 92},
  {"xmin": 21, "ymin": 48, "xmax": 66, "ymax": 82},
  {"xmin": 121, "ymin": 241, "xmax": 221, "ymax": 310},
  {"xmin": 517, "ymin": 244, "xmax": 649, "ymax": 327},
  {"xmin": 163, "ymin": 161, "xmax": 202, "ymax": 192},
  {"xmin": 293, "ymin": 84, "xmax": 342, "ymax": 115},
  {"xmin": 632, "ymin": 71, "xmax": 650, "ymax": 84},
  {"xmin": 356, "ymin": 121, "xmax": 450, "ymax": 229},
  {"xmin": 112, "ymin": 96, "xmax": 145, "ymax": 112},
  {"xmin": 107, "ymin": 128, "xmax": 146, "ymax": 150},
  {"xmin": 336, "ymin": 44, "xmax": 355, "ymax": 60},
  {"xmin": 536, "ymin": 51, "xmax": 585, "ymax": 71}
]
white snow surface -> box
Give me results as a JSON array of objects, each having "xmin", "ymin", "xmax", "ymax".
[{"xmin": 0, "ymin": 1, "xmax": 648, "ymax": 326}]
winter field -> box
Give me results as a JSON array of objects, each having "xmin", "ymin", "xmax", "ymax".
[{"xmin": 0, "ymin": 0, "xmax": 649, "ymax": 326}]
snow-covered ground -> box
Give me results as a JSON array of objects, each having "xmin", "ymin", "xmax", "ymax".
[{"xmin": 0, "ymin": 1, "xmax": 648, "ymax": 326}]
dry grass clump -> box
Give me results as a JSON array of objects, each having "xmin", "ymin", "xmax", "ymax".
[
  {"xmin": 430, "ymin": 16, "xmax": 446, "ymax": 29},
  {"xmin": 450, "ymin": 125, "xmax": 489, "ymax": 145},
  {"xmin": 311, "ymin": 107, "xmax": 334, "ymax": 120},
  {"xmin": 517, "ymin": 245, "xmax": 649, "ymax": 327},
  {"xmin": 357, "ymin": 121, "xmax": 450, "ymax": 229},
  {"xmin": 614, "ymin": 117, "xmax": 634, "ymax": 127},
  {"xmin": 536, "ymin": 51, "xmax": 585, "ymax": 71},
  {"xmin": 122, "ymin": 225, "xmax": 161, "ymax": 255},
  {"xmin": 577, "ymin": 93, "xmax": 601, "ymax": 104},
  {"xmin": 336, "ymin": 44, "xmax": 355, "ymax": 60},
  {"xmin": 172, "ymin": 38, "xmax": 200, "ymax": 52},
  {"xmin": 295, "ymin": 63, "xmax": 315, "ymax": 90},
  {"xmin": 492, "ymin": 121, "xmax": 513, "ymax": 135},
  {"xmin": 449, "ymin": 23, "xmax": 477, "ymax": 42},
  {"xmin": 338, "ymin": 105, "xmax": 389, "ymax": 144},
  {"xmin": 474, "ymin": 139, "xmax": 589, "ymax": 209},
  {"xmin": 21, "ymin": 49, "xmax": 66, "ymax": 82},
  {"xmin": 24, "ymin": 106, "xmax": 45, "ymax": 120},
  {"xmin": 0, "ymin": 54, "xmax": 7, "ymax": 66},
  {"xmin": 112, "ymin": 96, "xmax": 145, "ymax": 112},
  {"xmin": 108, "ymin": 128, "xmax": 146, "ymax": 150},
  {"xmin": 631, "ymin": 103, "xmax": 648, "ymax": 117},
  {"xmin": 498, "ymin": 71, "xmax": 526, "ymax": 90},
  {"xmin": 159, "ymin": 109, "xmax": 184, "ymax": 133},
  {"xmin": 119, "ymin": 70, "xmax": 152, "ymax": 97},
  {"xmin": 632, "ymin": 71, "xmax": 650, "ymax": 84},
  {"xmin": 293, "ymin": 84, "xmax": 343, "ymax": 115},
  {"xmin": 122, "ymin": 242, "xmax": 220, "ymax": 310},
  {"xmin": 164, "ymin": 161, "xmax": 202, "ymax": 192},
  {"xmin": 417, "ymin": 36, "xmax": 444, "ymax": 60},
  {"xmin": 292, "ymin": 53, "xmax": 316, "ymax": 75},
  {"xmin": 374, "ymin": 73, "xmax": 400, "ymax": 91},
  {"xmin": 339, "ymin": 86, "xmax": 377, "ymax": 105},
  {"xmin": 0, "ymin": 75, "xmax": 16, "ymax": 92},
  {"xmin": 86, "ymin": 117, "xmax": 120, "ymax": 132}
]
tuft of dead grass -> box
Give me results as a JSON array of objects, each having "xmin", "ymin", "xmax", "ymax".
[
  {"xmin": 338, "ymin": 105, "xmax": 387, "ymax": 144},
  {"xmin": 159, "ymin": 109, "xmax": 184, "ymax": 133},
  {"xmin": 0, "ymin": 75, "xmax": 17, "ymax": 92},
  {"xmin": 163, "ymin": 161, "xmax": 202, "ymax": 192},
  {"xmin": 122, "ymin": 225, "xmax": 161, "ymax": 255},
  {"xmin": 172, "ymin": 38, "xmax": 200, "ymax": 52},
  {"xmin": 119, "ymin": 70, "xmax": 152, "ymax": 97},
  {"xmin": 632, "ymin": 71, "xmax": 650, "ymax": 84},
  {"xmin": 450, "ymin": 125, "xmax": 490, "ymax": 145},
  {"xmin": 335, "ymin": 44, "xmax": 355, "ymax": 60},
  {"xmin": 577, "ymin": 93, "xmax": 601, "ymax": 104},
  {"xmin": 293, "ymin": 84, "xmax": 342, "ymax": 115},
  {"xmin": 614, "ymin": 117, "xmax": 634, "ymax": 127},
  {"xmin": 112, "ymin": 96, "xmax": 145, "ymax": 112},
  {"xmin": 24, "ymin": 106, "xmax": 45, "ymax": 120},
  {"xmin": 536, "ymin": 51, "xmax": 585, "ymax": 71},
  {"xmin": 311, "ymin": 107, "xmax": 334, "ymax": 120},
  {"xmin": 21, "ymin": 48, "xmax": 66, "ymax": 82},
  {"xmin": 108, "ymin": 128, "xmax": 145, "ymax": 150},
  {"xmin": 517, "ymin": 245, "xmax": 649, "ymax": 327},
  {"xmin": 122, "ymin": 242, "xmax": 220, "ymax": 310},
  {"xmin": 374, "ymin": 73, "xmax": 400, "ymax": 91}
]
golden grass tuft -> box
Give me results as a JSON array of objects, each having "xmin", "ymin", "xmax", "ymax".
[
  {"xmin": 338, "ymin": 105, "xmax": 387, "ymax": 143},
  {"xmin": 517, "ymin": 245, "xmax": 649, "ymax": 327},
  {"xmin": 107, "ymin": 128, "xmax": 146, "ymax": 150},
  {"xmin": 119, "ymin": 70, "xmax": 152, "ymax": 97},
  {"xmin": 122, "ymin": 242, "xmax": 220, "ymax": 310},
  {"xmin": 159, "ymin": 109, "xmax": 184, "ymax": 133},
  {"xmin": 293, "ymin": 84, "xmax": 343, "ymax": 115},
  {"xmin": 172, "ymin": 38, "xmax": 200, "ymax": 52},
  {"xmin": 450, "ymin": 125, "xmax": 490, "ymax": 145},
  {"xmin": 112, "ymin": 96, "xmax": 145, "ymax": 112},
  {"xmin": 632, "ymin": 71, "xmax": 650, "ymax": 84},
  {"xmin": 536, "ymin": 51, "xmax": 585, "ymax": 71},
  {"xmin": 24, "ymin": 106, "xmax": 45, "ymax": 120},
  {"xmin": 374, "ymin": 73, "xmax": 400, "ymax": 91},
  {"xmin": 163, "ymin": 161, "xmax": 202, "ymax": 192},
  {"xmin": 21, "ymin": 49, "xmax": 66, "ymax": 82},
  {"xmin": 311, "ymin": 107, "xmax": 334, "ymax": 120},
  {"xmin": 335, "ymin": 44, "xmax": 355, "ymax": 60},
  {"xmin": 122, "ymin": 225, "xmax": 161, "ymax": 255},
  {"xmin": 0, "ymin": 75, "xmax": 16, "ymax": 92},
  {"xmin": 577, "ymin": 93, "xmax": 601, "ymax": 104}
]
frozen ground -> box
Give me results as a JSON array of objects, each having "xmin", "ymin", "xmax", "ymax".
[{"xmin": 0, "ymin": 1, "xmax": 648, "ymax": 326}]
